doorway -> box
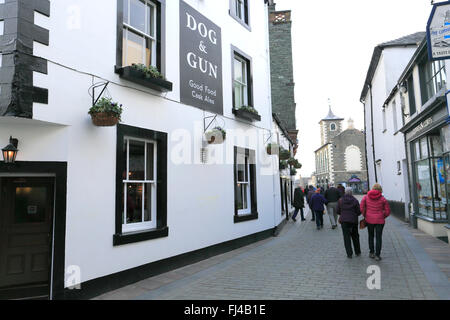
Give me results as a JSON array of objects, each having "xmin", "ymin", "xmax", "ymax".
[{"xmin": 0, "ymin": 177, "xmax": 55, "ymax": 299}]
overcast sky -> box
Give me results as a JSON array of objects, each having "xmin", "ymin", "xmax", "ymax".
[{"xmin": 272, "ymin": 0, "xmax": 433, "ymax": 178}]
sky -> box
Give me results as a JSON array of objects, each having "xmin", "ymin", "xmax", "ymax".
[{"xmin": 273, "ymin": 0, "xmax": 433, "ymax": 178}]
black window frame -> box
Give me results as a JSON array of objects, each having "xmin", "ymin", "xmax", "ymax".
[
  {"xmin": 229, "ymin": 0, "xmax": 251, "ymax": 31},
  {"xmin": 114, "ymin": 124, "xmax": 168, "ymax": 246},
  {"xmin": 233, "ymin": 146, "xmax": 258, "ymax": 223},
  {"xmin": 231, "ymin": 45, "xmax": 254, "ymax": 110},
  {"xmin": 419, "ymin": 54, "xmax": 446, "ymax": 106},
  {"xmin": 115, "ymin": 0, "xmax": 166, "ymax": 78},
  {"xmin": 407, "ymin": 74, "xmax": 417, "ymax": 116}
]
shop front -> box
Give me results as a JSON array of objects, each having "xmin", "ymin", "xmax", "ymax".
[{"xmin": 404, "ymin": 101, "xmax": 449, "ymax": 240}]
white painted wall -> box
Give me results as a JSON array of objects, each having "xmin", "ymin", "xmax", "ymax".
[
  {"xmin": 0, "ymin": 0, "xmax": 281, "ymax": 286},
  {"xmin": 363, "ymin": 47, "xmax": 417, "ymax": 207}
]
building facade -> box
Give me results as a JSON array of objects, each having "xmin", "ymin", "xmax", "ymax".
[
  {"xmin": 360, "ymin": 32, "xmax": 425, "ymax": 221},
  {"xmin": 0, "ymin": 0, "xmax": 288, "ymax": 299},
  {"xmin": 314, "ymin": 108, "xmax": 368, "ymax": 194},
  {"xmin": 398, "ymin": 38, "xmax": 450, "ymax": 240}
]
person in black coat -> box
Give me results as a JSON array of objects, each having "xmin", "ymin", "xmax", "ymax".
[
  {"xmin": 292, "ymin": 185, "xmax": 306, "ymax": 222},
  {"xmin": 337, "ymin": 187, "xmax": 362, "ymax": 258}
]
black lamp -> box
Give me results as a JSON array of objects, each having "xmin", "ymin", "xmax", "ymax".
[{"xmin": 2, "ymin": 136, "xmax": 19, "ymax": 164}]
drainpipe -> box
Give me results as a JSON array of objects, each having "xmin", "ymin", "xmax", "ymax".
[
  {"xmin": 360, "ymin": 99, "xmax": 370, "ymax": 192},
  {"xmin": 368, "ymin": 84, "xmax": 378, "ymax": 184}
]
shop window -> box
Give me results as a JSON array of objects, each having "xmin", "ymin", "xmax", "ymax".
[
  {"xmin": 412, "ymin": 133, "xmax": 448, "ymax": 221},
  {"xmin": 234, "ymin": 147, "xmax": 258, "ymax": 223},
  {"xmin": 114, "ymin": 124, "xmax": 168, "ymax": 246}
]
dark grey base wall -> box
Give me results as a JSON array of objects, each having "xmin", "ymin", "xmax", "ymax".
[
  {"xmin": 59, "ymin": 227, "xmax": 279, "ymax": 300},
  {"xmin": 388, "ymin": 200, "xmax": 406, "ymax": 221}
]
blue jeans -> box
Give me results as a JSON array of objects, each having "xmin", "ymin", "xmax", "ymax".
[
  {"xmin": 314, "ymin": 210, "xmax": 324, "ymax": 228},
  {"xmin": 292, "ymin": 208, "xmax": 304, "ymax": 220}
]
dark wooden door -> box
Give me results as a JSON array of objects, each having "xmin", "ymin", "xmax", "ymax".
[{"xmin": 0, "ymin": 177, "xmax": 54, "ymax": 299}]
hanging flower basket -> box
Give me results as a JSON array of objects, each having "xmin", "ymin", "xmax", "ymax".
[
  {"xmin": 205, "ymin": 127, "xmax": 226, "ymax": 144},
  {"xmin": 279, "ymin": 148, "xmax": 291, "ymax": 160},
  {"xmin": 293, "ymin": 160, "xmax": 302, "ymax": 169},
  {"xmin": 290, "ymin": 168, "xmax": 297, "ymax": 176},
  {"xmin": 279, "ymin": 160, "xmax": 288, "ymax": 170},
  {"xmin": 89, "ymin": 97, "xmax": 123, "ymax": 127},
  {"xmin": 287, "ymin": 157, "xmax": 297, "ymax": 166},
  {"xmin": 266, "ymin": 143, "xmax": 280, "ymax": 155}
]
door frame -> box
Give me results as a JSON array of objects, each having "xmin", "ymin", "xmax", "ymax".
[{"xmin": 0, "ymin": 162, "xmax": 67, "ymax": 300}]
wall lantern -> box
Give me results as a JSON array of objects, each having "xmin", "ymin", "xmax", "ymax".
[
  {"xmin": 399, "ymin": 81, "xmax": 408, "ymax": 94},
  {"xmin": 2, "ymin": 136, "xmax": 19, "ymax": 164}
]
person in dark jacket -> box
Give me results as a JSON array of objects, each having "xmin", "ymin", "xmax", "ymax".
[
  {"xmin": 310, "ymin": 189, "xmax": 328, "ymax": 230},
  {"xmin": 325, "ymin": 184, "xmax": 342, "ymax": 229},
  {"xmin": 337, "ymin": 187, "xmax": 361, "ymax": 258},
  {"xmin": 307, "ymin": 186, "xmax": 316, "ymax": 221},
  {"xmin": 337, "ymin": 184, "xmax": 345, "ymax": 197},
  {"xmin": 292, "ymin": 185, "xmax": 306, "ymax": 222}
]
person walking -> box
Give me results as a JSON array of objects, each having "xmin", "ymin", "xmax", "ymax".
[
  {"xmin": 337, "ymin": 184, "xmax": 345, "ymax": 197},
  {"xmin": 307, "ymin": 186, "xmax": 316, "ymax": 221},
  {"xmin": 309, "ymin": 188, "xmax": 328, "ymax": 230},
  {"xmin": 325, "ymin": 184, "xmax": 341, "ymax": 229},
  {"xmin": 360, "ymin": 183, "xmax": 391, "ymax": 261},
  {"xmin": 337, "ymin": 187, "xmax": 362, "ymax": 259},
  {"xmin": 292, "ymin": 184, "xmax": 306, "ymax": 222}
]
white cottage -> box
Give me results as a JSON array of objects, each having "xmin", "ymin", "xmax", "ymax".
[{"xmin": 0, "ymin": 0, "xmax": 287, "ymax": 300}]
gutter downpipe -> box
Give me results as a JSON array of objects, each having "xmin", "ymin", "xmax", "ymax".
[
  {"xmin": 360, "ymin": 99, "xmax": 370, "ymax": 192},
  {"xmin": 369, "ymin": 84, "xmax": 378, "ymax": 184}
]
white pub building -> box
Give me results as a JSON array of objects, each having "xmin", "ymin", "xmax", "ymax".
[{"xmin": 0, "ymin": 0, "xmax": 291, "ymax": 299}]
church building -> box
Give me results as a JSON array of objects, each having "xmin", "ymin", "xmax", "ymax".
[{"xmin": 314, "ymin": 106, "xmax": 368, "ymax": 194}]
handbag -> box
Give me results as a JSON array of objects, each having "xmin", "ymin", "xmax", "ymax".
[{"xmin": 359, "ymin": 219, "xmax": 367, "ymax": 229}]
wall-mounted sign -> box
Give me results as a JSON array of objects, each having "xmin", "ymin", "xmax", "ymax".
[
  {"xmin": 180, "ymin": 0, "xmax": 223, "ymax": 114},
  {"xmin": 427, "ymin": 0, "xmax": 450, "ymax": 60}
]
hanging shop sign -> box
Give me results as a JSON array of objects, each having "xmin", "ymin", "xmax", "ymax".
[
  {"xmin": 179, "ymin": 0, "xmax": 223, "ymax": 114},
  {"xmin": 427, "ymin": 0, "xmax": 450, "ymax": 60}
]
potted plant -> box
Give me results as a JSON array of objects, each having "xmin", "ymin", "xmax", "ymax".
[
  {"xmin": 290, "ymin": 168, "xmax": 297, "ymax": 176},
  {"xmin": 287, "ymin": 157, "xmax": 297, "ymax": 166},
  {"xmin": 205, "ymin": 127, "xmax": 226, "ymax": 144},
  {"xmin": 279, "ymin": 148, "xmax": 291, "ymax": 160},
  {"xmin": 88, "ymin": 97, "xmax": 123, "ymax": 127},
  {"xmin": 232, "ymin": 105, "xmax": 261, "ymax": 122},
  {"xmin": 293, "ymin": 160, "xmax": 302, "ymax": 169},
  {"xmin": 116, "ymin": 63, "xmax": 173, "ymax": 92},
  {"xmin": 266, "ymin": 143, "xmax": 280, "ymax": 155},
  {"xmin": 279, "ymin": 160, "xmax": 288, "ymax": 170}
]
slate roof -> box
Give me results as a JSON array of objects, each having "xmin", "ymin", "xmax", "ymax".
[{"xmin": 359, "ymin": 32, "xmax": 426, "ymax": 102}]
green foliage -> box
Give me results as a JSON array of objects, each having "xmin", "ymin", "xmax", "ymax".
[
  {"xmin": 238, "ymin": 105, "xmax": 259, "ymax": 115},
  {"xmin": 279, "ymin": 148, "xmax": 291, "ymax": 160},
  {"xmin": 279, "ymin": 160, "xmax": 288, "ymax": 170},
  {"xmin": 131, "ymin": 63, "xmax": 164, "ymax": 79},
  {"xmin": 88, "ymin": 97, "xmax": 123, "ymax": 120},
  {"xmin": 209, "ymin": 127, "xmax": 226, "ymax": 140},
  {"xmin": 290, "ymin": 167, "xmax": 297, "ymax": 176}
]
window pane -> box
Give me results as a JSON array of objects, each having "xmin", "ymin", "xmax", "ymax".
[
  {"xmin": 420, "ymin": 137, "xmax": 428, "ymax": 159},
  {"xmin": 123, "ymin": 29, "xmax": 145, "ymax": 66},
  {"xmin": 14, "ymin": 187, "xmax": 47, "ymax": 224},
  {"xmin": 123, "ymin": 0, "xmax": 129, "ymax": 24},
  {"xmin": 145, "ymin": 37, "xmax": 153, "ymax": 67},
  {"xmin": 129, "ymin": 140, "xmax": 145, "ymax": 180},
  {"xmin": 242, "ymin": 184, "xmax": 248, "ymax": 210},
  {"xmin": 130, "ymin": 0, "xmax": 146, "ymax": 33},
  {"xmin": 236, "ymin": 183, "xmax": 244, "ymax": 210},
  {"xmin": 442, "ymin": 124, "xmax": 450, "ymax": 153},
  {"xmin": 122, "ymin": 139, "xmax": 128, "ymax": 180},
  {"xmin": 143, "ymin": 183, "xmax": 152, "ymax": 222},
  {"xmin": 234, "ymin": 82, "xmax": 243, "ymax": 107},
  {"xmin": 429, "ymin": 135, "xmax": 443, "ymax": 156},
  {"xmin": 431, "ymin": 157, "xmax": 447, "ymax": 220},
  {"xmin": 126, "ymin": 183, "xmax": 143, "ymax": 224},
  {"xmin": 146, "ymin": 142, "xmax": 154, "ymax": 181},
  {"xmin": 415, "ymin": 160, "xmax": 433, "ymax": 218},
  {"xmin": 414, "ymin": 141, "xmax": 421, "ymax": 161},
  {"xmin": 147, "ymin": 3, "xmax": 155, "ymax": 37},
  {"xmin": 234, "ymin": 58, "xmax": 243, "ymax": 82}
]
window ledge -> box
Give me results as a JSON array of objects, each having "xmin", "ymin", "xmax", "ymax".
[
  {"xmin": 229, "ymin": 11, "xmax": 251, "ymax": 31},
  {"xmin": 113, "ymin": 226, "xmax": 169, "ymax": 246},
  {"xmin": 115, "ymin": 66, "xmax": 173, "ymax": 92},
  {"xmin": 234, "ymin": 212, "xmax": 258, "ymax": 223},
  {"xmin": 232, "ymin": 108, "xmax": 261, "ymax": 122},
  {"xmin": 415, "ymin": 215, "xmax": 448, "ymax": 224}
]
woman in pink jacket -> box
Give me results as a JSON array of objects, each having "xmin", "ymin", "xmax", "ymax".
[{"xmin": 360, "ymin": 183, "xmax": 391, "ymax": 261}]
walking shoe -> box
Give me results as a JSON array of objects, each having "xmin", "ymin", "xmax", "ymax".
[
  {"xmin": 375, "ymin": 256, "xmax": 382, "ymax": 261},
  {"xmin": 356, "ymin": 253, "xmax": 361, "ymax": 257},
  {"xmin": 301, "ymin": 219, "xmax": 306, "ymax": 221},
  {"xmin": 369, "ymin": 253, "xmax": 375, "ymax": 259},
  {"xmin": 292, "ymin": 217, "xmax": 297, "ymax": 222},
  {"xmin": 347, "ymin": 255, "xmax": 352, "ymax": 259},
  {"xmin": 332, "ymin": 225, "xmax": 337, "ymax": 229}
]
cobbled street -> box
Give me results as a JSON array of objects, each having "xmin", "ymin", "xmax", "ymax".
[{"xmin": 94, "ymin": 197, "xmax": 450, "ymax": 301}]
